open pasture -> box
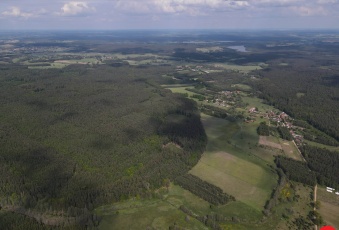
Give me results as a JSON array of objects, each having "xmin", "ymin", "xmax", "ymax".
[
  {"xmin": 190, "ymin": 114, "xmax": 277, "ymax": 210},
  {"xmin": 211, "ymin": 63, "xmax": 262, "ymax": 73},
  {"xmin": 167, "ymin": 86, "xmax": 196, "ymax": 97},
  {"xmin": 304, "ymin": 140, "xmax": 339, "ymax": 152},
  {"xmin": 97, "ymin": 184, "xmax": 209, "ymax": 230},
  {"xmin": 96, "ymin": 182, "xmax": 277, "ymax": 230},
  {"xmin": 259, "ymin": 136, "xmax": 282, "ymax": 150},
  {"xmin": 231, "ymin": 83, "xmax": 252, "ymax": 91},
  {"xmin": 189, "ymin": 151, "xmax": 276, "ymax": 210},
  {"xmin": 258, "ymin": 136, "xmax": 303, "ymax": 161},
  {"xmin": 24, "ymin": 57, "xmax": 103, "ymax": 69},
  {"xmin": 279, "ymin": 139, "xmax": 303, "ymax": 161},
  {"xmin": 242, "ymin": 95, "xmax": 276, "ymax": 112},
  {"xmin": 316, "ymin": 186, "xmax": 339, "ymax": 229},
  {"xmin": 318, "ymin": 201, "xmax": 339, "ymax": 229}
]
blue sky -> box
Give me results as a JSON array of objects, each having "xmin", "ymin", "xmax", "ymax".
[{"xmin": 1, "ymin": 0, "xmax": 339, "ymax": 30}]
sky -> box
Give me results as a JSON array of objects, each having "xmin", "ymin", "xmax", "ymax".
[{"xmin": 1, "ymin": 0, "xmax": 339, "ymax": 30}]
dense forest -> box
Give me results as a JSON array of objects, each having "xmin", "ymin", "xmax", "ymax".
[
  {"xmin": 277, "ymin": 127, "xmax": 293, "ymax": 141},
  {"xmin": 302, "ymin": 145, "xmax": 339, "ymax": 188},
  {"xmin": 0, "ymin": 64, "xmax": 207, "ymax": 227},
  {"xmin": 275, "ymin": 145, "xmax": 339, "ymax": 188},
  {"xmin": 175, "ymin": 174, "xmax": 235, "ymax": 205},
  {"xmin": 257, "ymin": 122, "xmax": 270, "ymax": 136},
  {"xmin": 275, "ymin": 156, "xmax": 316, "ymax": 186},
  {"xmin": 251, "ymin": 65, "xmax": 339, "ymax": 144}
]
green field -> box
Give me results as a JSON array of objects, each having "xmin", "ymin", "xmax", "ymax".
[
  {"xmin": 212, "ymin": 63, "xmax": 262, "ymax": 73},
  {"xmin": 96, "ymin": 182, "xmax": 276, "ymax": 230},
  {"xmin": 28, "ymin": 62, "xmax": 68, "ymax": 69},
  {"xmin": 167, "ymin": 86, "xmax": 196, "ymax": 97},
  {"xmin": 304, "ymin": 140, "xmax": 339, "ymax": 152},
  {"xmin": 97, "ymin": 184, "xmax": 209, "ymax": 230},
  {"xmin": 190, "ymin": 114, "xmax": 278, "ymax": 210},
  {"xmin": 231, "ymin": 84, "xmax": 252, "ymax": 91},
  {"xmin": 317, "ymin": 186, "xmax": 339, "ymax": 229},
  {"xmin": 259, "ymin": 136, "xmax": 303, "ymax": 161},
  {"xmin": 23, "ymin": 57, "xmax": 103, "ymax": 69},
  {"xmin": 242, "ymin": 95, "xmax": 276, "ymax": 112},
  {"xmin": 279, "ymin": 139, "xmax": 304, "ymax": 161},
  {"xmin": 318, "ymin": 201, "xmax": 339, "ymax": 229},
  {"xmin": 166, "ymin": 86, "xmax": 217, "ymax": 107}
]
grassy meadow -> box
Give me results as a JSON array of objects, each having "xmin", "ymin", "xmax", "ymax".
[
  {"xmin": 211, "ymin": 63, "xmax": 262, "ymax": 73},
  {"xmin": 97, "ymin": 184, "xmax": 209, "ymax": 230},
  {"xmin": 317, "ymin": 186, "xmax": 339, "ymax": 229},
  {"xmin": 190, "ymin": 114, "xmax": 278, "ymax": 210},
  {"xmin": 167, "ymin": 86, "xmax": 196, "ymax": 97}
]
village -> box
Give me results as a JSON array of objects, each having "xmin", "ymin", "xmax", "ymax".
[
  {"xmin": 247, "ymin": 107, "xmax": 305, "ymax": 142},
  {"xmin": 176, "ymin": 65, "xmax": 211, "ymax": 74},
  {"xmin": 204, "ymin": 89, "xmax": 306, "ymax": 146}
]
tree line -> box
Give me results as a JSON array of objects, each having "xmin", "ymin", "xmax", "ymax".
[{"xmin": 175, "ymin": 174, "xmax": 235, "ymax": 205}]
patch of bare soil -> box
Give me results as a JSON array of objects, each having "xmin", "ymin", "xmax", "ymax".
[{"xmin": 259, "ymin": 136, "xmax": 282, "ymax": 150}]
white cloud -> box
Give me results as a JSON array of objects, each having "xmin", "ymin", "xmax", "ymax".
[
  {"xmin": 253, "ymin": 0, "xmax": 304, "ymax": 7},
  {"xmin": 317, "ymin": 0, "xmax": 337, "ymax": 3},
  {"xmin": 115, "ymin": 0, "xmax": 249, "ymax": 15},
  {"xmin": 1, "ymin": 0, "xmax": 339, "ymax": 29},
  {"xmin": 115, "ymin": 1, "xmax": 151, "ymax": 13},
  {"xmin": 291, "ymin": 5, "xmax": 327, "ymax": 16},
  {"xmin": 59, "ymin": 1, "xmax": 95, "ymax": 16},
  {"xmin": 2, "ymin": 6, "xmax": 34, "ymax": 18}
]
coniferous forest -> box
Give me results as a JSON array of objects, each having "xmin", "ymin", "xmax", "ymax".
[
  {"xmin": 251, "ymin": 66, "xmax": 339, "ymax": 144},
  {"xmin": 0, "ymin": 64, "xmax": 207, "ymax": 228},
  {"xmin": 276, "ymin": 145, "xmax": 339, "ymax": 189}
]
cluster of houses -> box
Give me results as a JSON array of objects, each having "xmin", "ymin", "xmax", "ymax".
[
  {"xmin": 213, "ymin": 98, "xmax": 230, "ymax": 107},
  {"xmin": 210, "ymin": 91, "xmax": 241, "ymax": 108},
  {"xmin": 245, "ymin": 107, "xmax": 259, "ymax": 123},
  {"xmin": 176, "ymin": 65, "xmax": 210, "ymax": 74},
  {"xmin": 326, "ymin": 187, "xmax": 339, "ymax": 195},
  {"xmin": 247, "ymin": 108, "xmax": 305, "ymax": 143},
  {"xmin": 261, "ymin": 111, "xmax": 289, "ymax": 123}
]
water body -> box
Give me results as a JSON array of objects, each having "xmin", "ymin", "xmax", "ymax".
[{"xmin": 227, "ymin": 45, "xmax": 248, "ymax": 52}]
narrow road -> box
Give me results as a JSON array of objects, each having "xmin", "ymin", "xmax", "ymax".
[
  {"xmin": 292, "ymin": 140, "xmax": 306, "ymax": 162},
  {"xmin": 314, "ymin": 184, "xmax": 318, "ymax": 230},
  {"xmin": 314, "ymin": 184, "xmax": 317, "ymax": 210}
]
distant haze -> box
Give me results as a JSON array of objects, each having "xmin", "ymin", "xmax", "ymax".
[{"xmin": 1, "ymin": 0, "xmax": 339, "ymax": 30}]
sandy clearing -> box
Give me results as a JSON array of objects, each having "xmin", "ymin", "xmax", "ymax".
[{"xmin": 259, "ymin": 136, "xmax": 282, "ymax": 150}]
